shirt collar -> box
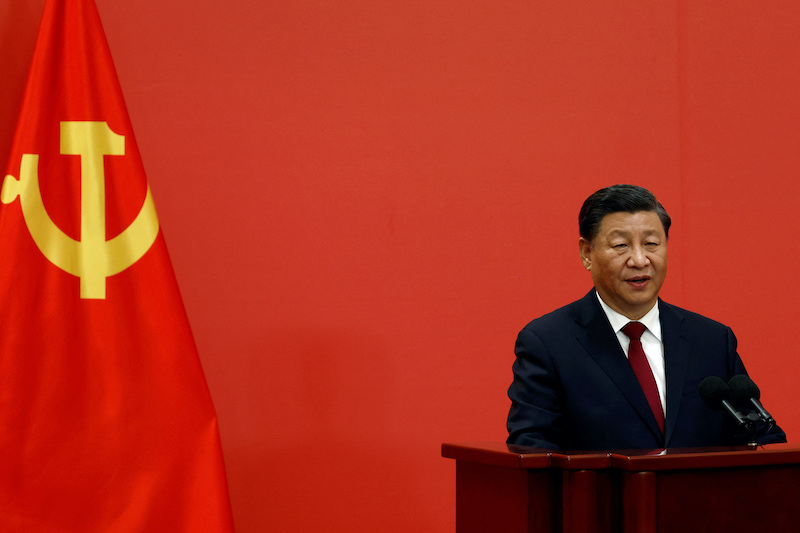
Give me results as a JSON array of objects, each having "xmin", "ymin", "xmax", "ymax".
[{"xmin": 595, "ymin": 291, "xmax": 662, "ymax": 342}]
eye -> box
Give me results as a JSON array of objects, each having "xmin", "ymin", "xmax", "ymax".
[{"xmin": 612, "ymin": 243, "xmax": 628, "ymax": 250}]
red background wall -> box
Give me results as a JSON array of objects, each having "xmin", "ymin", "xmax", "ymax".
[{"xmin": 2, "ymin": 1, "xmax": 799, "ymax": 531}]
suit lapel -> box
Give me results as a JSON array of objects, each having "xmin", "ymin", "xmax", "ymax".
[
  {"xmin": 573, "ymin": 291, "xmax": 664, "ymax": 440},
  {"xmin": 659, "ymin": 301, "xmax": 691, "ymax": 446}
]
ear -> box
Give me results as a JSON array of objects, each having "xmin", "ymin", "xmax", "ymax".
[{"xmin": 578, "ymin": 237, "xmax": 592, "ymax": 271}]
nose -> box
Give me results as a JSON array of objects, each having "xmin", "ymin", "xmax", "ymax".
[{"xmin": 627, "ymin": 246, "xmax": 650, "ymax": 268}]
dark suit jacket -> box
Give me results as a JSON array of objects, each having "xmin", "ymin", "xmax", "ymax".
[{"xmin": 507, "ymin": 289, "xmax": 786, "ymax": 450}]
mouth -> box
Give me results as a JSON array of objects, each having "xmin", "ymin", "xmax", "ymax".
[{"xmin": 626, "ymin": 276, "xmax": 651, "ymax": 289}]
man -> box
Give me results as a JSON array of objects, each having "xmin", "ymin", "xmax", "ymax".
[{"xmin": 506, "ymin": 184, "xmax": 786, "ymax": 450}]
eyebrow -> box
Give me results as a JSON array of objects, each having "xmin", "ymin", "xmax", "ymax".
[{"xmin": 607, "ymin": 229, "xmax": 662, "ymax": 238}]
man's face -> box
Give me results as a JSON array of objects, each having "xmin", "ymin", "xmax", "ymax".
[{"xmin": 578, "ymin": 210, "xmax": 668, "ymax": 320}]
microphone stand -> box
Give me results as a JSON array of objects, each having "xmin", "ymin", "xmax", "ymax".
[{"xmin": 721, "ymin": 400, "xmax": 759, "ymax": 449}]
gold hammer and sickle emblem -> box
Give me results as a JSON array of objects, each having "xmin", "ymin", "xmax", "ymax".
[{"xmin": 1, "ymin": 121, "xmax": 160, "ymax": 299}]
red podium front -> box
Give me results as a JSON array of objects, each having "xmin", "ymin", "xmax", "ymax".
[{"xmin": 442, "ymin": 442, "xmax": 800, "ymax": 533}]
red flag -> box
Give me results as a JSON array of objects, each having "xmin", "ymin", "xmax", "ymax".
[{"xmin": 0, "ymin": 0, "xmax": 235, "ymax": 530}]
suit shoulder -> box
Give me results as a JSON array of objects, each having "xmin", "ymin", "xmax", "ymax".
[{"xmin": 659, "ymin": 300, "xmax": 732, "ymax": 332}]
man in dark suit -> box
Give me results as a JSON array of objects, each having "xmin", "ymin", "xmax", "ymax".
[{"xmin": 506, "ymin": 184, "xmax": 786, "ymax": 450}]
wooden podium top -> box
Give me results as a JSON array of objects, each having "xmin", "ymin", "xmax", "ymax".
[{"xmin": 442, "ymin": 441, "xmax": 800, "ymax": 471}]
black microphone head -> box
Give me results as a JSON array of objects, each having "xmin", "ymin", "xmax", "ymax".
[
  {"xmin": 728, "ymin": 374, "xmax": 760, "ymax": 401},
  {"xmin": 699, "ymin": 376, "xmax": 730, "ymax": 410}
]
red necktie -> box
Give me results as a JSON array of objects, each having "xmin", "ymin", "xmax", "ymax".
[{"xmin": 622, "ymin": 322, "xmax": 665, "ymax": 434}]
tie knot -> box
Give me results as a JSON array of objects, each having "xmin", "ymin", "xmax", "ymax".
[{"xmin": 622, "ymin": 321, "xmax": 646, "ymax": 341}]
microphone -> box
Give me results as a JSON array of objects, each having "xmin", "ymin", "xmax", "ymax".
[
  {"xmin": 699, "ymin": 376, "xmax": 752, "ymax": 428},
  {"xmin": 728, "ymin": 374, "xmax": 776, "ymax": 427}
]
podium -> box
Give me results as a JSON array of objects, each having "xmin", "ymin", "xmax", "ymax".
[{"xmin": 442, "ymin": 442, "xmax": 800, "ymax": 532}]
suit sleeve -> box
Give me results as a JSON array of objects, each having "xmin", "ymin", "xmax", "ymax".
[{"xmin": 506, "ymin": 326, "xmax": 563, "ymax": 449}]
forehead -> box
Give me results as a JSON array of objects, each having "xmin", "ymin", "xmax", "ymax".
[{"xmin": 596, "ymin": 211, "xmax": 665, "ymax": 237}]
